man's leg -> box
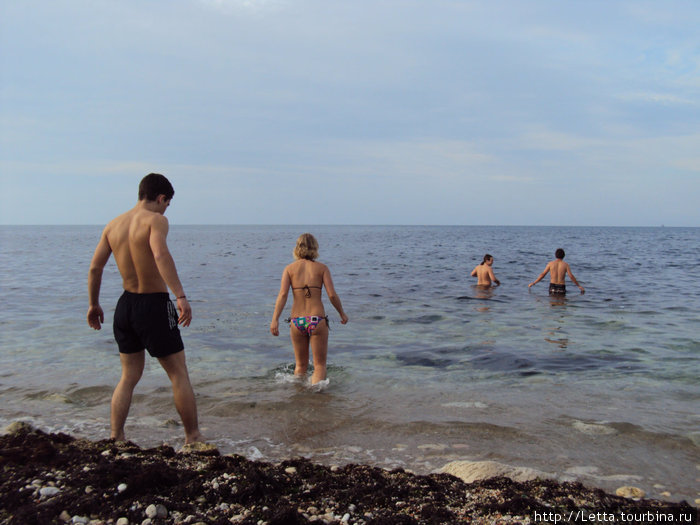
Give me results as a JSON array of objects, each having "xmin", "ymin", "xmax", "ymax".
[
  {"xmin": 111, "ymin": 351, "xmax": 145, "ymax": 441},
  {"xmin": 158, "ymin": 350, "xmax": 202, "ymax": 444}
]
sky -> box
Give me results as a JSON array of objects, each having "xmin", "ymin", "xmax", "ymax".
[{"xmin": 1, "ymin": 0, "xmax": 699, "ymax": 226}]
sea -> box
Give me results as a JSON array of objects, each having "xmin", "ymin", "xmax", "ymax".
[{"xmin": 0, "ymin": 225, "xmax": 698, "ymax": 503}]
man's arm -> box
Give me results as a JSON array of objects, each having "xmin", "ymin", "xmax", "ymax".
[
  {"xmin": 149, "ymin": 215, "xmax": 192, "ymax": 326},
  {"xmin": 566, "ymin": 264, "xmax": 585, "ymax": 293},
  {"xmin": 529, "ymin": 263, "xmax": 551, "ymax": 288},
  {"xmin": 87, "ymin": 231, "xmax": 112, "ymax": 330}
]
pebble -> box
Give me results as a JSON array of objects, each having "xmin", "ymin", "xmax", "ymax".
[
  {"xmin": 341, "ymin": 513, "xmax": 351, "ymax": 522},
  {"xmin": 117, "ymin": 483, "xmax": 128, "ymax": 493},
  {"xmin": 116, "ymin": 519, "xmax": 129, "ymax": 525},
  {"xmin": 615, "ymin": 486, "xmax": 645, "ymax": 499},
  {"xmin": 39, "ymin": 486, "xmax": 61, "ymax": 497},
  {"xmin": 145, "ymin": 504, "xmax": 168, "ymax": 518},
  {"xmin": 85, "ymin": 486, "xmax": 94, "ymax": 494},
  {"xmin": 71, "ymin": 517, "xmax": 89, "ymax": 524},
  {"xmin": 141, "ymin": 520, "xmax": 152, "ymax": 525},
  {"xmin": 285, "ymin": 466, "xmax": 297, "ymax": 475},
  {"xmin": 59, "ymin": 511, "xmax": 71, "ymax": 522}
]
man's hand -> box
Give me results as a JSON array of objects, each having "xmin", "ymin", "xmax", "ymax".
[
  {"xmin": 176, "ymin": 297, "xmax": 192, "ymax": 327},
  {"xmin": 87, "ymin": 305, "xmax": 104, "ymax": 330}
]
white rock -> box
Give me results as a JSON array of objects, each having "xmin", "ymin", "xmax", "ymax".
[
  {"xmin": 71, "ymin": 517, "xmax": 89, "ymax": 525},
  {"xmin": 285, "ymin": 467, "xmax": 297, "ymax": 475},
  {"xmin": 117, "ymin": 483, "xmax": 128, "ymax": 493},
  {"xmin": 616, "ymin": 486, "xmax": 645, "ymax": 499},
  {"xmin": 39, "ymin": 486, "xmax": 60, "ymax": 497},
  {"xmin": 141, "ymin": 519, "xmax": 152, "ymax": 525},
  {"xmin": 116, "ymin": 519, "xmax": 129, "ymax": 525},
  {"xmin": 341, "ymin": 513, "xmax": 351, "ymax": 522},
  {"xmin": 146, "ymin": 505, "xmax": 158, "ymax": 519},
  {"xmin": 439, "ymin": 460, "xmax": 553, "ymax": 483}
]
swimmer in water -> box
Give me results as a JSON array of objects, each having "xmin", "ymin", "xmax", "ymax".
[
  {"xmin": 529, "ymin": 248, "xmax": 585, "ymax": 295},
  {"xmin": 471, "ymin": 254, "xmax": 500, "ymax": 286}
]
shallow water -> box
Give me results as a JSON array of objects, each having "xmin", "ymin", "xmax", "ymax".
[{"xmin": 0, "ymin": 225, "xmax": 698, "ymax": 502}]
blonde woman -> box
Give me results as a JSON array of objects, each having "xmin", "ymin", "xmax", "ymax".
[{"xmin": 270, "ymin": 233, "xmax": 349, "ymax": 384}]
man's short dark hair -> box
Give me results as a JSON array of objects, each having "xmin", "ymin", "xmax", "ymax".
[
  {"xmin": 138, "ymin": 173, "xmax": 174, "ymax": 201},
  {"xmin": 555, "ymin": 248, "xmax": 565, "ymax": 259}
]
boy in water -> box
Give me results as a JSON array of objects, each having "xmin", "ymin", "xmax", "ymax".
[
  {"xmin": 529, "ymin": 248, "xmax": 585, "ymax": 295},
  {"xmin": 87, "ymin": 173, "xmax": 203, "ymax": 445}
]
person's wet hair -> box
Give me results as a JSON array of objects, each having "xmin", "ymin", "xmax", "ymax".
[
  {"xmin": 138, "ymin": 173, "xmax": 175, "ymax": 202},
  {"xmin": 481, "ymin": 254, "xmax": 493, "ymax": 265},
  {"xmin": 555, "ymin": 248, "xmax": 565, "ymax": 259}
]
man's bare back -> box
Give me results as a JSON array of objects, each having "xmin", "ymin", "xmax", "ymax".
[
  {"xmin": 528, "ymin": 248, "xmax": 585, "ymax": 294},
  {"xmin": 88, "ymin": 197, "xmax": 191, "ymax": 329}
]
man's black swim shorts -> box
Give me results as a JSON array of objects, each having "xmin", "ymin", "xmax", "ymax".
[{"xmin": 113, "ymin": 291, "xmax": 184, "ymax": 358}]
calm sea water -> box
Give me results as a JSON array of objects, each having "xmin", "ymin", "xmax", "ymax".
[{"xmin": 0, "ymin": 225, "xmax": 698, "ymax": 502}]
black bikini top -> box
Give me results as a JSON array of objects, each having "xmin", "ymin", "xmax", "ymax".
[{"xmin": 292, "ymin": 284, "xmax": 322, "ymax": 298}]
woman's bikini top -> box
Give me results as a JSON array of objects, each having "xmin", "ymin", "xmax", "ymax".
[{"xmin": 292, "ymin": 284, "xmax": 322, "ymax": 298}]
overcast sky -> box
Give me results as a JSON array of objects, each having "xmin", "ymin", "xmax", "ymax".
[{"xmin": 1, "ymin": 0, "xmax": 698, "ymax": 226}]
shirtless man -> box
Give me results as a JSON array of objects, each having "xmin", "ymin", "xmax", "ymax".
[
  {"xmin": 471, "ymin": 254, "xmax": 500, "ymax": 286},
  {"xmin": 528, "ymin": 248, "xmax": 585, "ymax": 295},
  {"xmin": 87, "ymin": 173, "xmax": 202, "ymax": 444}
]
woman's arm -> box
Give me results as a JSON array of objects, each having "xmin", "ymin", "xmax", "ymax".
[
  {"xmin": 270, "ymin": 268, "xmax": 292, "ymax": 336},
  {"xmin": 323, "ymin": 267, "xmax": 348, "ymax": 324}
]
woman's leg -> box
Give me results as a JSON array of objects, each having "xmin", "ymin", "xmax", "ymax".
[
  {"xmin": 309, "ymin": 321, "xmax": 329, "ymax": 384},
  {"xmin": 290, "ymin": 325, "xmax": 310, "ymax": 377}
]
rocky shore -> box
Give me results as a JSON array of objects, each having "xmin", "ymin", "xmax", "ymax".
[{"xmin": 1, "ymin": 424, "xmax": 696, "ymax": 525}]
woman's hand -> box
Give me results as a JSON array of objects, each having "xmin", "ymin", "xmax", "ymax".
[{"xmin": 270, "ymin": 319, "xmax": 280, "ymax": 336}]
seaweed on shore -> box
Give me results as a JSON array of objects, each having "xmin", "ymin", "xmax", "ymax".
[{"xmin": 0, "ymin": 424, "xmax": 696, "ymax": 525}]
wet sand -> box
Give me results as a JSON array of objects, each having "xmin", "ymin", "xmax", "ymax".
[{"xmin": 0, "ymin": 423, "xmax": 696, "ymax": 525}]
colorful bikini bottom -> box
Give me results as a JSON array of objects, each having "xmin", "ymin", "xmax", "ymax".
[{"xmin": 286, "ymin": 315, "xmax": 329, "ymax": 335}]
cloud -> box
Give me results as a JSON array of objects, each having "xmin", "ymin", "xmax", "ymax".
[{"xmin": 617, "ymin": 92, "xmax": 698, "ymax": 107}]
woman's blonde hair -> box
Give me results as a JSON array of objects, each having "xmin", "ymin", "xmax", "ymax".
[{"xmin": 293, "ymin": 233, "xmax": 319, "ymax": 261}]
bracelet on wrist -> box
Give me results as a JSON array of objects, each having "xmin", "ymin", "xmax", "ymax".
[{"xmin": 177, "ymin": 295, "xmax": 187, "ymax": 299}]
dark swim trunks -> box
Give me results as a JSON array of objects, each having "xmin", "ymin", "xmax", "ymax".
[
  {"xmin": 113, "ymin": 291, "xmax": 184, "ymax": 358},
  {"xmin": 549, "ymin": 283, "xmax": 566, "ymax": 295}
]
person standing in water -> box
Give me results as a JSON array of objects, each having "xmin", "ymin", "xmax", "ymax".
[
  {"xmin": 87, "ymin": 173, "xmax": 203, "ymax": 445},
  {"xmin": 529, "ymin": 248, "xmax": 585, "ymax": 295},
  {"xmin": 270, "ymin": 233, "xmax": 349, "ymax": 385},
  {"xmin": 471, "ymin": 254, "xmax": 500, "ymax": 286}
]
